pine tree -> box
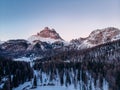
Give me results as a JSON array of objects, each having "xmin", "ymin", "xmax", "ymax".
[
  {"xmin": 60, "ymin": 71, "xmax": 64, "ymax": 86},
  {"xmin": 40, "ymin": 73, "xmax": 43, "ymax": 84},
  {"xmin": 33, "ymin": 75, "xmax": 37, "ymax": 88},
  {"xmin": 77, "ymin": 69, "xmax": 80, "ymax": 82},
  {"xmin": 8, "ymin": 75, "xmax": 12, "ymax": 90}
]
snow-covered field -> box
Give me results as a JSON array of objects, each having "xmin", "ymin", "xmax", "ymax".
[
  {"xmin": 13, "ymin": 81, "xmax": 31, "ymax": 90},
  {"xmin": 14, "ymin": 83, "xmax": 76, "ymax": 90},
  {"xmin": 14, "ymin": 57, "xmax": 31, "ymax": 62},
  {"xmin": 13, "ymin": 56, "xmax": 42, "ymax": 62},
  {"xmin": 31, "ymin": 86, "xmax": 78, "ymax": 90},
  {"xmin": 14, "ymin": 82, "xmax": 109, "ymax": 90}
]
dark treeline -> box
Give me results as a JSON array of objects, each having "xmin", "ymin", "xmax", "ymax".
[
  {"xmin": 0, "ymin": 57, "xmax": 33, "ymax": 90},
  {"xmin": 34, "ymin": 40, "xmax": 120, "ymax": 90}
]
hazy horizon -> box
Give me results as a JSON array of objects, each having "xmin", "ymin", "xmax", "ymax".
[{"xmin": 0, "ymin": 0, "xmax": 120, "ymax": 41}]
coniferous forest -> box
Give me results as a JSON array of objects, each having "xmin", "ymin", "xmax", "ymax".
[
  {"xmin": 33, "ymin": 40, "xmax": 120, "ymax": 90},
  {"xmin": 0, "ymin": 57, "xmax": 33, "ymax": 90},
  {"xmin": 1, "ymin": 38, "xmax": 120, "ymax": 90}
]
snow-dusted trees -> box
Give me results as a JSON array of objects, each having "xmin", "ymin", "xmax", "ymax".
[
  {"xmin": 33, "ymin": 75, "xmax": 37, "ymax": 88},
  {"xmin": 65, "ymin": 70, "xmax": 71, "ymax": 87},
  {"xmin": 34, "ymin": 61, "xmax": 109, "ymax": 89},
  {"xmin": 32, "ymin": 40, "xmax": 120, "ymax": 90},
  {"xmin": 0, "ymin": 56, "xmax": 33, "ymax": 89},
  {"xmin": 59, "ymin": 70, "xmax": 64, "ymax": 86}
]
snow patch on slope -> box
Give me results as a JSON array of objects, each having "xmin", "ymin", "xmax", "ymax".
[
  {"xmin": 78, "ymin": 40, "xmax": 95, "ymax": 49},
  {"xmin": 14, "ymin": 57, "xmax": 31, "ymax": 62},
  {"xmin": 112, "ymin": 34, "xmax": 120, "ymax": 41},
  {"xmin": 13, "ymin": 81, "xmax": 31, "ymax": 90},
  {"xmin": 13, "ymin": 56, "xmax": 42, "ymax": 62},
  {"xmin": 28, "ymin": 35, "xmax": 63, "ymax": 44}
]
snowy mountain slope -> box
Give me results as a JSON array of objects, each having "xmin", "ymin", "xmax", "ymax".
[
  {"xmin": 27, "ymin": 40, "xmax": 52, "ymax": 51},
  {"xmin": 70, "ymin": 27, "xmax": 120, "ymax": 49},
  {"xmin": 28, "ymin": 35, "xmax": 64, "ymax": 44},
  {"xmin": 0, "ymin": 40, "xmax": 4, "ymax": 44}
]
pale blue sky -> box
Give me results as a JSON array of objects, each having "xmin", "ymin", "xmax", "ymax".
[{"xmin": 0, "ymin": 0, "xmax": 120, "ymax": 41}]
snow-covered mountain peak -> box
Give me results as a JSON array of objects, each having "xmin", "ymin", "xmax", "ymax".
[
  {"xmin": 87, "ymin": 27, "xmax": 120, "ymax": 44},
  {"xmin": 70, "ymin": 27, "xmax": 120, "ymax": 49},
  {"xmin": 28, "ymin": 27, "xmax": 64, "ymax": 43},
  {"xmin": 89, "ymin": 27, "xmax": 120, "ymax": 38}
]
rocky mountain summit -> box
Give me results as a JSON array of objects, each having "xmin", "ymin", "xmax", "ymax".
[
  {"xmin": 70, "ymin": 27, "xmax": 120, "ymax": 49},
  {"xmin": 28, "ymin": 27, "xmax": 63, "ymax": 43}
]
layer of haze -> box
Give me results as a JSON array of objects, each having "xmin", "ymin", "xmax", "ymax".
[{"xmin": 0, "ymin": 0, "xmax": 120, "ymax": 41}]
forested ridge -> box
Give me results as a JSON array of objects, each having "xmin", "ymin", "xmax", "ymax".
[{"xmin": 34, "ymin": 39, "xmax": 120, "ymax": 90}]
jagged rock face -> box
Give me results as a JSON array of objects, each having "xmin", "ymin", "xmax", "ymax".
[
  {"xmin": 87, "ymin": 27, "xmax": 120, "ymax": 45},
  {"xmin": 28, "ymin": 27, "xmax": 63, "ymax": 43},
  {"xmin": 38, "ymin": 27, "xmax": 62, "ymax": 39},
  {"xmin": 70, "ymin": 27, "xmax": 120, "ymax": 49}
]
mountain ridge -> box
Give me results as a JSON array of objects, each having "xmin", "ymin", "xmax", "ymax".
[
  {"xmin": 0, "ymin": 27, "xmax": 120, "ymax": 58},
  {"xmin": 70, "ymin": 27, "xmax": 120, "ymax": 49}
]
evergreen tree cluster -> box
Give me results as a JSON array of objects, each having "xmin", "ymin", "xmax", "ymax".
[
  {"xmin": 33, "ymin": 61, "xmax": 107, "ymax": 89},
  {"xmin": 0, "ymin": 57, "xmax": 33, "ymax": 90}
]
